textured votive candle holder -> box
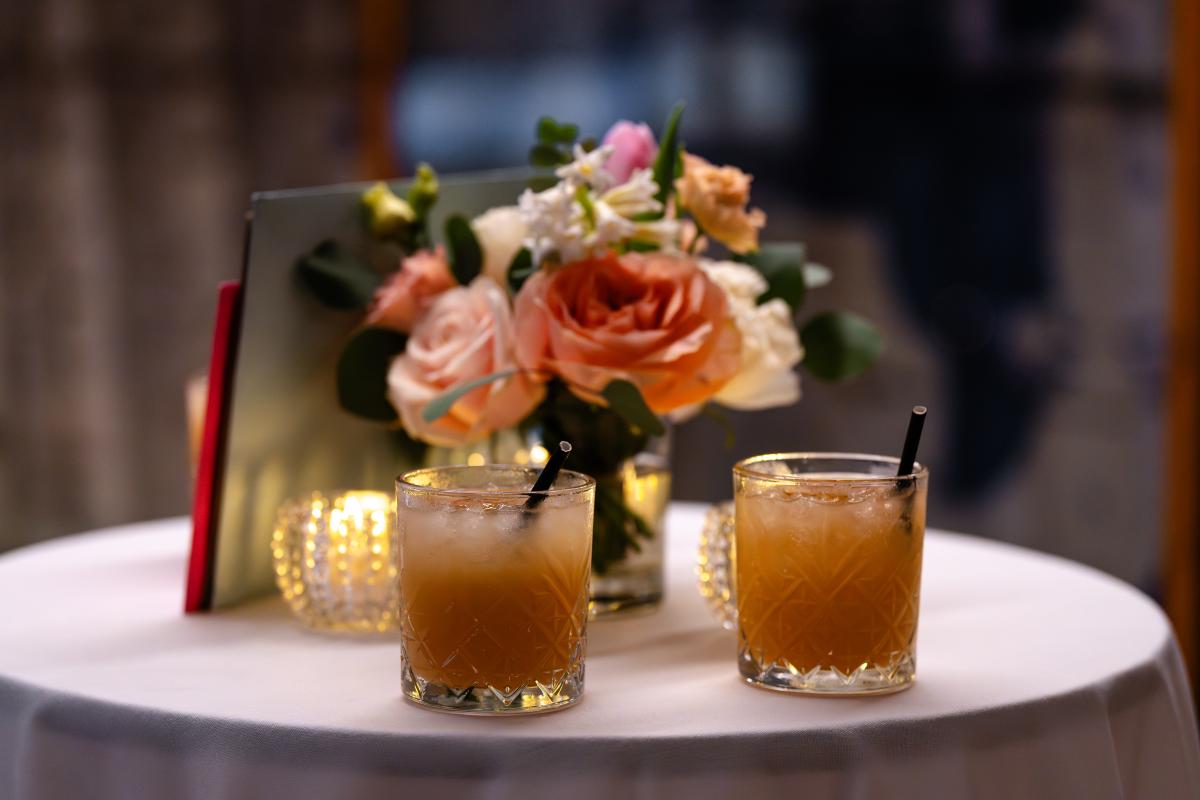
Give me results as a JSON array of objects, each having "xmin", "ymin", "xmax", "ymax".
[{"xmin": 271, "ymin": 490, "xmax": 397, "ymax": 634}]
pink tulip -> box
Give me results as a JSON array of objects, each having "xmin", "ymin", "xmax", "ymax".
[{"xmin": 601, "ymin": 121, "xmax": 657, "ymax": 185}]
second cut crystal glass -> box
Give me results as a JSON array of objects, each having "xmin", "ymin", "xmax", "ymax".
[{"xmin": 734, "ymin": 453, "xmax": 928, "ymax": 695}]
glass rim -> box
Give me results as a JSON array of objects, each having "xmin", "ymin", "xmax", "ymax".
[
  {"xmin": 733, "ymin": 451, "xmax": 929, "ymax": 484},
  {"xmin": 396, "ymin": 464, "xmax": 596, "ymax": 499}
]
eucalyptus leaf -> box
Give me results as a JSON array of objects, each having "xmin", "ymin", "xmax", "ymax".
[
  {"xmin": 601, "ymin": 379, "xmax": 666, "ymax": 437},
  {"xmin": 701, "ymin": 404, "xmax": 737, "ymax": 449},
  {"xmin": 529, "ymin": 143, "xmax": 567, "ymax": 168},
  {"xmin": 804, "ymin": 262, "xmax": 833, "ymax": 289},
  {"xmin": 651, "ymin": 102, "xmax": 685, "ymax": 212},
  {"xmin": 537, "ymin": 116, "xmax": 578, "ymax": 145},
  {"xmin": 800, "ymin": 312, "xmax": 883, "ymax": 382},
  {"xmin": 421, "ymin": 370, "xmax": 518, "ymax": 423},
  {"xmin": 444, "ymin": 215, "xmax": 482, "ymax": 285},
  {"xmin": 738, "ymin": 241, "xmax": 806, "ymax": 270},
  {"xmin": 336, "ymin": 327, "xmax": 408, "ymax": 421},
  {"xmin": 532, "ymin": 383, "xmax": 648, "ymax": 477},
  {"xmin": 734, "ymin": 242, "xmax": 808, "ymax": 311},
  {"xmin": 507, "ymin": 247, "xmax": 535, "ymax": 293},
  {"xmin": 296, "ymin": 240, "xmax": 381, "ymax": 310},
  {"xmin": 526, "ymin": 174, "xmax": 559, "ymax": 191}
]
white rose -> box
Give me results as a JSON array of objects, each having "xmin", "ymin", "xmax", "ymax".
[
  {"xmin": 701, "ymin": 260, "xmax": 803, "ymax": 410},
  {"xmin": 471, "ymin": 206, "xmax": 527, "ymax": 285}
]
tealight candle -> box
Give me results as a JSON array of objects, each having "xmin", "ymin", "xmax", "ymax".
[{"xmin": 271, "ymin": 490, "xmax": 397, "ymax": 634}]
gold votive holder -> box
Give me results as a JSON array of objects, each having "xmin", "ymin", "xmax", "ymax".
[{"xmin": 271, "ymin": 490, "xmax": 397, "ymax": 634}]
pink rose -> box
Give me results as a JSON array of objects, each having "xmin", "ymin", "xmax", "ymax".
[
  {"xmin": 365, "ymin": 246, "xmax": 456, "ymax": 333},
  {"xmin": 386, "ymin": 278, "xmax": 544, "ymax": 446},
  {"xmin": 513, "ymin": 252, "xmax": 741, "ymax": 413},
  {"xmin": 601, "ymin": 121, "xmax": 657, "ymax": 185}
]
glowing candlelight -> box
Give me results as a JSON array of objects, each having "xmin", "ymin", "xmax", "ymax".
[{"xmin": 271, "ymin": 490, "xmax": 397, "ymax": 634}]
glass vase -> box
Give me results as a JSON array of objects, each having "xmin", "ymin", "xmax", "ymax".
[
  {"xmin": 425, "ymin": 428, "xmax": 673, "ymax": 619},
  {"xmin": 589, "ymin": 449, "xmax": 671, "ymax": 618}
]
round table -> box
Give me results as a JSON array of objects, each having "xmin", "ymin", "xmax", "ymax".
[{"xmin": 1, "ymin": 504, "xmax": 1197, "ymax": 799}]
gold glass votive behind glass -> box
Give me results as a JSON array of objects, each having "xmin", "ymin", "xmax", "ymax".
[
  {"xmin": 734, "ymin": 453, "xmax": 928, "ymax": 695},
  {"xmin": 696, "ymin": 501, "xmax": 737, "ymax": 630},
  {"xmin": 271, "ymin": 490, "xmax": 397, "ymax": 634},
  {"xmin": 397, "ymin": 465, "xmax": 595, "ymax": 714}
]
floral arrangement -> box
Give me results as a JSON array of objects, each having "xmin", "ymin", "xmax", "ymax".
[{"xmin": 296, "ymin": 105, "xmax": 881, "ymax": 573}]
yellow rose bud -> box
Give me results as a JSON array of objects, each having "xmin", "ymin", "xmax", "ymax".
[
  {"xmin": 362, "ymin": 182, "xmax": 416, "ymax": 238},
  {"xmin": 407, "ymin": 163, "xmax": 439, "ymax": 218}
]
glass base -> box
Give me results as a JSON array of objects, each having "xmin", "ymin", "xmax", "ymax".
[
  {"xmin": 298, "ymin": 618, "xmax": 397, "ymax": 638},
  {"xmin": 401, "ymin": 664, "xmax": 583, "ymax": 715},
  {"xmin": 590, "ymin": 589, "xmax": 663, "ymax": 619},
  {"xmin": 590, "ymin": 560, "xmax": 664, "ymax": 619},
  {"xmin": 738, "ymin": 647, "xmax": 915, "ymax": 695}
]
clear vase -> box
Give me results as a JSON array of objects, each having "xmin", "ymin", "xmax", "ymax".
[
  {"xmin": 589, "ymin": 448, "xmax": 671, "ymax": 618},
  {"xmin": 424, "ymin": 428, "xmax": 672, "ymax": 619}
]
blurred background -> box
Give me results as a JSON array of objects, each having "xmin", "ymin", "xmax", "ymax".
[{"xmin": 0, "ymin": 0, "xmax": 1183, "ymax": 613}]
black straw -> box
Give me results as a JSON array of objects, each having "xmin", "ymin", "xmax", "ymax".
[
  {"xmin": 524, "ymin": 441, "xmax": 572, "ymax": 510},
  {"xmin": 897, "ymin": 406, "xmax": 927, "ymax": 477}
]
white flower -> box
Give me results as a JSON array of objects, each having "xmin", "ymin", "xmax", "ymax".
[
  {"xmin": 599, "ymin": 167, "xmax": 662, "ymax": 218},
  {"xmin": 583, "ymin": 199, "xmax": 636, "ymax": 252},
  {"xmin": 556, "ymin": 144, "xmax": 617, "ymax": 192},
  {"xmin": 471, "ymin": 206, "xmax": 527, "ymax": 285},
  {"xmin": 522, "ymin": 150, "xmax": 679, "ymax": 262},
  {"xmin": 630, "ymin": 217, "xmax": 681, "ymax": 251},
  {"xmin": 519, "ymin": 183, "xmax": 584, "ymax": 264},
  {"xmin": 701, "ymin": 260, "xmax": 803, "ymax": 410}
]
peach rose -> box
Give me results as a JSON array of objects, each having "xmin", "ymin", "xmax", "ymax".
[
  {"xmin": 365, "ymin": 246, "xmax": 456, "ymax": 333},
  {"xmin": 513, "ymin": 252, "xmax": 741, "ymax": 413},
  {"xmin": 675, "ymin": 153, "xmax": 766, "ymax": 254},
  {"xmin": 386, "ymin": 277, "xmax": 544, "ymax": 446}
]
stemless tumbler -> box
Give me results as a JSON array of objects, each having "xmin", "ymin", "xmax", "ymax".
[
  {"xmin": 396, "ymin": 465, "xmax": 594, "ymax": 714},
  {"xmin": 733, "ymin": 453, "xmax": 928, "ymax": 695}
]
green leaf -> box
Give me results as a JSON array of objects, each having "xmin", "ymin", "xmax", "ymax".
[
  {"xmin": 336, "ymin": 327, "xmax": 408, "ymax": 421},
  {"xmin": 507, "ymin": 247, "xmax": 536, "ymax": 293},
  {"xmin": 421, "ymin": 370, "xmax": 518, "ymax": 423},
  {"xmin": 537, "ymin": 116, "xmax": 578, "ymax": 145},
  {"xmin": 296, "ymin": 240, "xmax": 381, "ymax": 310},
  {"xmin": 651, "ymin": 102, "xmax": 685, "ymax": 212},
  {"xmin": 444, "ymin": 214, "xmax": 482, "ymax": 285},
  {"xmin": 601, "ymin": 379, "xmax": 666, "ymax": 437},
  {"xmin": 804, "ymin": 262, "xmax": 833, "ymax": 289},
  {"xmin": 526, "ymin": 174, "xmax": 559, "ymax": 191},
  {"xmin": 760, "ymin": 266, "xmax": 807, "ymax": 310},
  {"xmin": 532, "ymin": 382, "xmax": 648, "ymax": 477},
  {"xmin": 800, "ymin": 312, "xmax": 883, "ymax": 382},
  {"xmin": 574, "ymin": 184, "xmax": 596, "ymax": 227},
  {"xmin": 700, "ymin": 404, "xmax": 737, "ymax": 449},
  {"xmin": 734, "ymin": 242, "xmax": 809, "ymax": 311},
  {"xmin": 579, "ymin": 136, "xmax": 598, "ymax": 152},
  {"xmin": 529, "ymin": 143, "xmax": 568, "ymax": 168},
  {"xmin": 592, "ymin": 479, "xmax": 654, "ymax": 574}
]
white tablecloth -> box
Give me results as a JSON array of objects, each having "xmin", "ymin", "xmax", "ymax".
[{"xmin": 0, "ymin": 504, "xmax": 1197, "ymax": 799}]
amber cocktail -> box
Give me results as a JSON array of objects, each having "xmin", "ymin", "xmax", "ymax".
[
  {"xmin": 734, "ymin": 453, "xmax": 928, "ymax": 695},
  {"xmin": 397, "ymin": 465, "xmax": 594, "ymax": 714}
]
